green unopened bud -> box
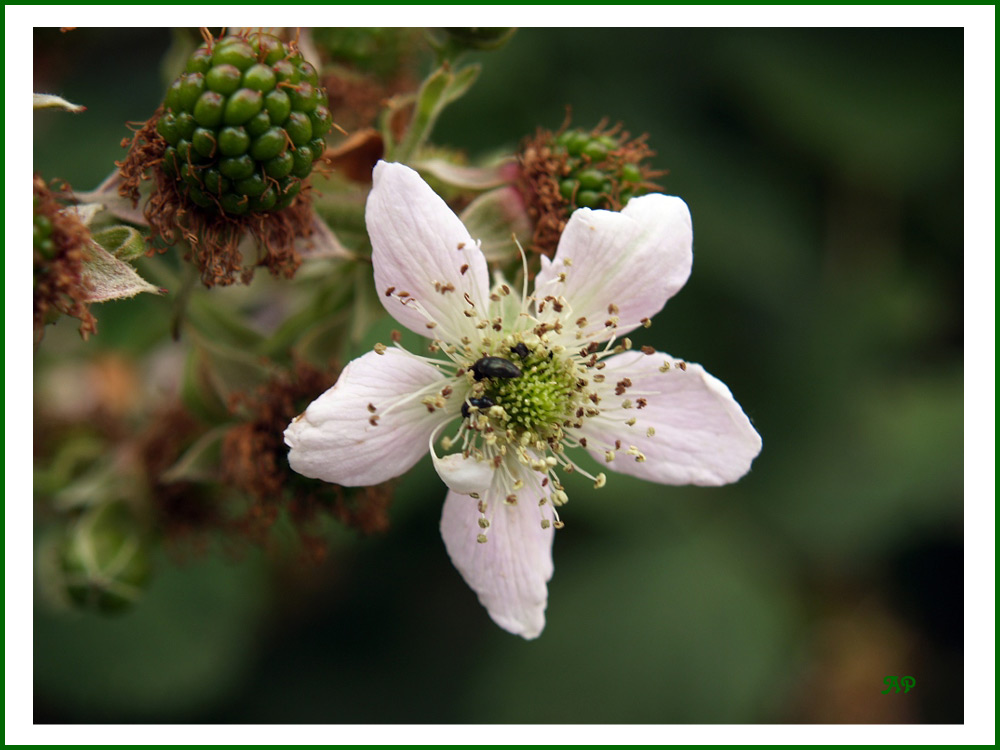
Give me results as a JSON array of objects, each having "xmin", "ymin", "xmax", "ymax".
[
  {"xmin": 57, "ymin": 504, "xmax": 151, "ymax": 614},
  {"xmin": 434, "ymin": 27, "xmax": 517, "ymax": 52}
]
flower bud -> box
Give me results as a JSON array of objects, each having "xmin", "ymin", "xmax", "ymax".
[
  {"xmin": 56, "ymin": 503, "xmax": 151, "ymax": 614},
  {"xmin": 432, "ymin": 27, "xmax": 516, "ymax": 52}
]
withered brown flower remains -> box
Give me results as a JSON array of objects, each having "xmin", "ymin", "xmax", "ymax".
[
  {"xmin": 517, "ymin": 119, "xmax": 664, "ymax": 257},
  {"xmin": 117, "ymin": 30, "xmax": 334, "ymax": 288},
  {"xmin": 33, "ymin": 175, "xmax": 97, "ymax": 341}
]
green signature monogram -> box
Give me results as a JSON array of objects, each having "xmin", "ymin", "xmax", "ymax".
[{"xmin": 882, "ymin": 676, "xmax": 916, "ymax": 694}]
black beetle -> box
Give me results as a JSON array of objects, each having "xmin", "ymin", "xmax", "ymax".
[
  {"xmin": 510, "ymin": 341, "xmax": 531, "ymax": 359},
  {"xmin": 511, "ymin": 342, "xmax": 530, "ymax": 359},
  {"xmin": 461, "ymin": 396, "xmax": 496, "ymax": 419},
  {"xmin": 471, "ymin": 356, "xmax": 522, "ymax": 381}
]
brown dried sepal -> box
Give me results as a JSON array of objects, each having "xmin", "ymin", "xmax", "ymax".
[
  {"xmin": 516, "ymin": 118, "xmax": 666, "ymax": 258},
  {"xmin": 116, "ymin": 110, "xmax": 313, "ymax": 288},
  {"xmin": 221, "ymin": 361, "xmax": 395, "ymax": 558},
  {"xmin": 324, "ymin": 127, "xmax": 384, "ymax": 184},
  {"xmin": 329, "ymin": 484, "xmax": 393, "ymax": 536},
  {"xmin": 33, "ymin": 175, "xmax": 97, "ymax": 341},
  {"xmin": 516, "ymin": 134, "xmax": 571, "ymax": 259}
]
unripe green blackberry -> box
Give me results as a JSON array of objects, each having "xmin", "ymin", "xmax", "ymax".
[
  {"xmin": 57, "ymin": 504, "xmax": 151, "ymax": 614},
  {"xmin": 517, "ymin": 122, "xmax": 663, "ymax": 256},
  {"xmin": 552, "ymin": 127, "xmax": 654, "ymax": 210},
  {"xmin": 33, "ymin": 198, "xmax": 57, "ymax": 260},
  {"xmin": 158, "ymin": 32, "xmax": 332, "ymax": 216},
  {"xmin": 33, "ymin": 176, "xmax": 97, "ymax": 338}
]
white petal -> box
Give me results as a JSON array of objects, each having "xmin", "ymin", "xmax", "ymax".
[
  {"xmin": 440, "ymin": 468, "xmax": 555, "ymax": 639},
  {"xmin": 284, "ymin": 348, "xmax": 453, "ymax": 486},
  {"xmin": 534, "ymin": 194, "xmax": 692, "ymax": 340},
  {"xmin": 432, "ymin": 452, "xmax": 494, "ymax": 495},
  {"xmin": 579, "ymin": 351, "xmax": 761, "ymax": 486},
  {"xmin": 366, "ymin": 161, "xmax": 490, "ymax": 341}
]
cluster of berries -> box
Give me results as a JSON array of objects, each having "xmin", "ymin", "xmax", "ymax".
[
  {"xmin": 553, "ymin": 128, "xmax": 649, "ymax": 210},
  {"xmin": 156, "ymin": 33, "xmax": 334, "ymax": 216}
]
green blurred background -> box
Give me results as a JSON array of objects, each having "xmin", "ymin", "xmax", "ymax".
[{"xmin": 33, "ymin": 27, "xmax": 963, "ymax": 723}]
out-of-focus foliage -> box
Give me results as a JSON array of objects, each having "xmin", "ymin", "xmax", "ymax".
[{"xmin": 33, "ymin": 27, "xmax": 962, "ymax": 723}]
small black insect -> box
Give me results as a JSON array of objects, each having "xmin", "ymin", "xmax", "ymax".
[
  {"xmin": 511, "ymin": 342, "xmax": 530, "ymax": 359},
  {"xmin": 471, "ymin": 356, "xmax": 522, "ymax": 381},
  {"xmin": 461, "ymin": 396, "xmax": 496, "ymax": 419}
]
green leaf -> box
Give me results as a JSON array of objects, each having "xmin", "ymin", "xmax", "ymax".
[
  {"xmin": 49, "ymin": 458, "xmax": 122, "ymax": 513},
  {"xmin": 159, "ymin": 425, "xmax": 230, "ymax": 484},
  {"xmin": 78, "ymin": 241, "xmax": 164, "ymax": 304},
  {"xmin": 187, "ymin": 294, "xmax": 266, "ymax": 352},
  {"xmin": 393, "ymin": 67, "xmax": 451, "ymax": 161},
  {"xmin": 444, "ymin": 63, "xmax": 480, "ymax": 104},
  {"xmin": 190, "ymin": 331, "xmax": 273, "ymax": 397},
  {"xmin": 348, "ymin": 262, "xmax": 387, "ymax": 347},
  {"xmin": 458, "ymin": 186, "xmax": 532, "ymax": 264},
  {"xmin": 262, "ymin": 263, "xmax": 356, "ymax": 360},
  {"xmin": 91, "ymin": 225, "xmax": 148, "ymax": 261},
  {"xmin": 178, "ymin": 337, "xmax": 271, "ymax": 423},
  {"xmin": 392, "ymin": 64, "xmax": 480, "ymax": 162},
  {"xmin": 180, "ymin": 346, "xmax": 229, "ymax": 422},
  {"xmin": 296, "ymin": 310, "xmax": 352, "ymax": 366}
]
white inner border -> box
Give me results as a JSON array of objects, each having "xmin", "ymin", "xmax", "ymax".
[{"xmin": 8, "ymin": 4, "xmax": 995, "ymax": 745}]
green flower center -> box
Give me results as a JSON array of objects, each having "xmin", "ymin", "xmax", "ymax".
[{"xmin": 482, "ymin": 346, "xmax": 580, "ymax": 441}]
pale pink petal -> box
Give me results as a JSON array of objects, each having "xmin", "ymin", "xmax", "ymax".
[
  {"xmin": 285, "ymin": 348, "xmax": 454, "ymax": 486},
  {"xmin": 578, "ymin": 351, "xmax": 761, "ymax": 486},
  {"xmin": 366, "ymin": 161, "xmax": 490, "ymax": 341},
  {"xmin": 534, "ymin": 194, "xmax": 692, "ymax": 340},
  {"xmin": 432, "ymin": 451, "xmax": 494, "ymax": 495},
  {"xmin": 440, "ymin": 468, "xmax": 555, "ymax": 639}
]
